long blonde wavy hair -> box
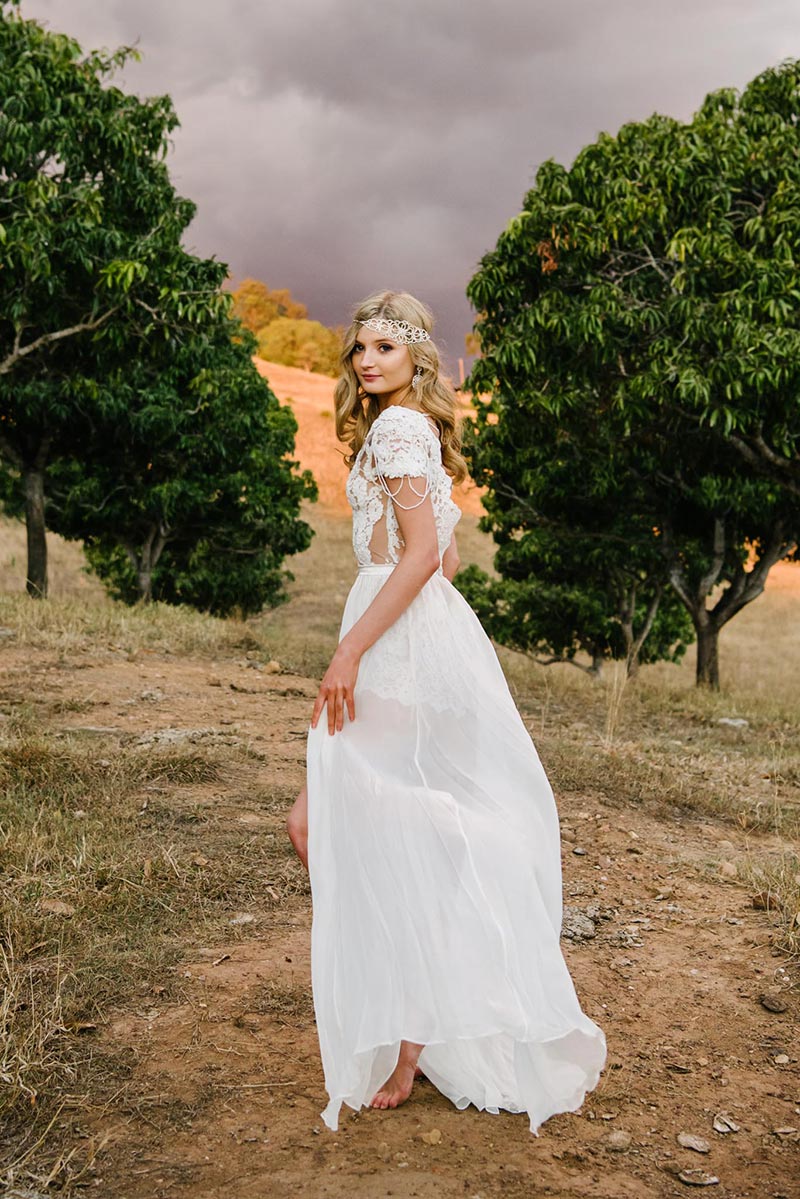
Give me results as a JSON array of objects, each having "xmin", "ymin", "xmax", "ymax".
[{"xmin": 334, "ymin": 290, "xmax": 468, "ymax": 484}]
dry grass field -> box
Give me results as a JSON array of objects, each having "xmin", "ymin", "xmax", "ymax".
[{"xmin": 1, "ymin": 363, "xmax": 798, "ymax": 1198}]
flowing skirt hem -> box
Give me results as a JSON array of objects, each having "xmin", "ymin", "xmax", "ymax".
[{"xmin": 318, "ymin": 1022, "xmax": 607, "ymax": 1135}]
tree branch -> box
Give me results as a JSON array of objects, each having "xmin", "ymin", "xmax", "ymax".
[
  {"xmin": 0, "ymin": 430, "xmax": 23, "ymax": 469},
  {"xmin": 628, "ymin": 583, "xmax": 663, "ymax": 666},
  {"xmin": 713, "ymin": 523, "xmax": 796, "ymax": 627},
  {"xmin": 696, "ymin": 516, "xmax": 726, "ymax": 605},
  {"xmin": 0, "ymin": 308, "xmax": 119, "ymax": 376}
]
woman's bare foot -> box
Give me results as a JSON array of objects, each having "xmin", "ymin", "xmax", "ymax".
[{"xmin": 370, "ymin": 1041, "xmax": 424, "ymax": 1110}]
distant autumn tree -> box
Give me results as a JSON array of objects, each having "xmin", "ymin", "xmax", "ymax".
[
  {"xmin": 258, "ymin": 317, "xmax": 341, "ymax": 377},
  {"xmin": 464, "ymin": 331, "xmax": 481, "ymax": 357},
  {"xmin": 230, "ymin": 279, "xmax": 307, "ymax": 334}
]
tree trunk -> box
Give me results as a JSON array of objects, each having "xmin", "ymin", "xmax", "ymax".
[
  {"xmin": 132, "ymin": 523, "xmax": 169, "ymax": 603},
  {"xmin": 24, "ymin": 466, "xmax": 48, "ymax": 598},
  {"xmin": 695, "ymin": 622, "xmax": 720, "ymax": 689},
  {"xmin": 137, "ymin": 567, "xmax": 153, "ymax": 603}
]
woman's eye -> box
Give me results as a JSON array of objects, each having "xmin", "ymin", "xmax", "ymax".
[
  {"xmin": 353, "ymin": 343, "xmax": 363, "ymax": 352},
  {"xmin": 378, "ymin": 343, "xmax": 393, "ymax": 352}
]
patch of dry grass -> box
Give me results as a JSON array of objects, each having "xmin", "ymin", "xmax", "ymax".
[
  {"xmin": 246, "ymin": 979, "xmax": 315, "ymax": 1026},
  {"xmin": 0, "ymin": 587, "xmax": 264, "ymax": 661},
  {"xmin": 0, "ymin": 721, "xmax": 302, "ymax": 1190},
  {"xmin": 737, "ymin": 850, "xmax": 800, "ymax": 960}
]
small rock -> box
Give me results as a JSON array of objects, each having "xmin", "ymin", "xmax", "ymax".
[
  {"xmin": 229, "ymin": 912, "xmax": 256, "ymax": 926},
  {"xmin": 606, "ymin": 1129, "xmax": 632, "ymax": 1151},
  {"xmin": 773, "ymin": 1126, "xmax": 799, "ymax": 1138},
  {"xmin": 420, "ymin": 1128, "xmax": 442, "ymax": 1145},
  {"xmin": 572, "ymin": 846, "xmax": 587, "ymax": 856},
  {"xmin": 207, "ymin": 676, "xmax": 222, "ymax": 687},
  {"xmin": 718, "ymin": 861, "xmax": 737, "ymax": 880},
  {"xmin": 716, "ymin": 717, "xmax": 748, "ymax": 728},
  {"xmin": 626, "ymin": 845, "xmax": 643, "ymax": 855},
  {"xmin": 561, "ymin": 906, "xmax": 597, "ymax": 942},
  {"xmin": 39, "ymin": 899, "xmax": 76, "ymax": 917},
  {"xmin": 712, "ymin": 1112, "xmax": 739, "ymax": 1134},
  {"xmin": 751, "ymin": 890, "xmax": 779, "ymax": 910},
  {"xmin": 774, "ymin": 1053, "xmax": 790, "ymax": 1065},
  {"xmin": 677, "ymin": 1168, "xmax": 720, "ymax": 1186},
  {"xmin": 760, "ymin": 992, "xmax": 788, "ymax": 1014},
  {"xmin": 678, "ymin": 1131, "xmax": 711, "ymax": 1153},
  {"xmin": 139, "ymin": 688, "xmax": 165, "ymax": 702},
  {"xmin": 265, "ymin": 660, "xmax": 282, "ymax": 674}
]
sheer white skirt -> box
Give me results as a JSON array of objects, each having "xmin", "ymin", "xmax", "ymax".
[{"xmin": 306, "ymin": 564, "xmax": 607, "ymax": 1135}]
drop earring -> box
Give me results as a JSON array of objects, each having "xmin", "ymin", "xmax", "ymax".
[{"xmin": 411, "ymin": 366, "xmax": 423, "ymax": 389}]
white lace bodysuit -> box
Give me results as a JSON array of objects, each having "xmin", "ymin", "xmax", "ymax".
[{"xmin": 345, "ymin": 405, "xmax": 461, "ymax": 569}]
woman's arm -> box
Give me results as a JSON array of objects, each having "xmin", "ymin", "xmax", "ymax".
[
  {"xmin": 441, "ymin": 532, "xmax": 460, "ymax": 582},
  {"xmin": 310, "ymin": 474, "xmax": 439, "ymax": 735},
  {"xmin": 342, "ymin": 477, "xmax": 440, "ymax": 656}
]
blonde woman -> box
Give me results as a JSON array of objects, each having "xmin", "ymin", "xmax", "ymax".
[{"xmin": 286, "ymin": 291, "xmax": 606, "ymax": 1135}]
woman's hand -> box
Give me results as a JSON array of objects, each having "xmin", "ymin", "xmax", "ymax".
[{"xmin": 311, "ymin": 642, "xmax": 360, "ymax": 735}]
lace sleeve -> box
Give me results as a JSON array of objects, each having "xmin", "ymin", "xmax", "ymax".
[{"xmin": 370, "ymin": 422, "xmax": 432, "ymax": 510}]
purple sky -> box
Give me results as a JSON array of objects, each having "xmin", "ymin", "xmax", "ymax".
[{"xmin": 19, "ymin": 0, "xmax": 800, "ymax": 372}]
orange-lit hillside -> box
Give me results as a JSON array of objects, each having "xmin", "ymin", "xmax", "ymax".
[{"xmin": 254, "ymin": 358, "xmax": 486, "ymax": 517}]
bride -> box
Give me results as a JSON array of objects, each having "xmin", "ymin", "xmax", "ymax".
[{"xmin": 286, "ymin": 290, "xmax": 606, "ymax": 1134}]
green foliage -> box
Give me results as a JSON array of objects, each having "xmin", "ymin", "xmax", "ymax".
[
  {"xmin": 257, "ymin": 317, "xmax": 341, "ymax": 376},
  {"xmin": 39, "ymin": 322, "xmax": 316, "ymax": 616},
  {"xmin": 0, "ymin": 5, "xmax": 315, "ymax": 610},
  {"xmin": 466, "ymin": 60, "xmax": 800, "ymax": 685},
  {"xmin": 456, "ymin": 408, "xmax": 693, "ymax": 673}
]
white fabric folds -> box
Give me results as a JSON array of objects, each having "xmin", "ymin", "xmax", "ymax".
[{"xmin": 306, "ymin": 560, "xmax": 607, "ymax": 1135}]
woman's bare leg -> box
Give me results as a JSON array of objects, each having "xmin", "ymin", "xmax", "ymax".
[
  {"xmin": 290, "ymin": 789, "xmax": 425, "ymax": 1093},
  {"xmin": 369, "ymin": 1040, "xmax": 425, "ymax": 1110},
  {"xmin": 286, "ymin": 781, "xmax": 308, "ymax": 871}
]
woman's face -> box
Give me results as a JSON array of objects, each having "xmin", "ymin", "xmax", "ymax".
[{"xmin": 351, "ymin": 325, "xmax": 414, "ymax": 402}]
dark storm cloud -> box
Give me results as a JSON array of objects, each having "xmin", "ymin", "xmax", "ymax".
[{"xmin": 19, "ymin": 0, "xmax": 800, "ymax": 366}]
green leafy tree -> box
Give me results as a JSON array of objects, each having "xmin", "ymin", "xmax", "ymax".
[
  {"xmin": 257, "ymin": 317, "xmax": 341, "ymax": 377},
  {"xmin": 35, "ymin": 323, "xmax": 316, "ymax": 615},
  {"xmin": 456, "ymin": 404, "xmax": 693, "ymax": 677},
  {"xmin": 0, "ymin": 4, "xmax": 229, "ymax": 595},
  {"xmin": 466, "ymin": 61, "xmax": 800, "ymax": 688}
]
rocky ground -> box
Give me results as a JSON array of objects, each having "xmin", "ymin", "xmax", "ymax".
[{"xmin": 5, "ymin": 639, "xmax": 798, "ymax": 1199}]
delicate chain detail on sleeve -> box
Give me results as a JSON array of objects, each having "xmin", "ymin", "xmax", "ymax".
[
  {"xmin": 345, "ymin": 407, "xmax": 461, "ymax": 568},
  {"xmin": 376, "ymin": 473, "xmax": 431, "ymax": 510}
]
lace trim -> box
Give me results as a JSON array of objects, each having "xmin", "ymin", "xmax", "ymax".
[{"xmin": 346, "ymin": 406, "xmax": 462, "ymax": 568}]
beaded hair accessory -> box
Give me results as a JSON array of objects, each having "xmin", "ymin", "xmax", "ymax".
[{"xmin": 360, "ymin": 316, "xmax": 431, "ymax": 345}]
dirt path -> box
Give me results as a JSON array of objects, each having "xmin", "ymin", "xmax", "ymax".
[{"xmin": 8, "ymin": 645, "xmax": 799, "ymax": 1198}]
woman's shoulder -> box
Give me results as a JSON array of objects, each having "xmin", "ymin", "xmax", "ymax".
[{"xmin": 371, "ymin": 405, "xmax": 440, "ymax": 440}]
